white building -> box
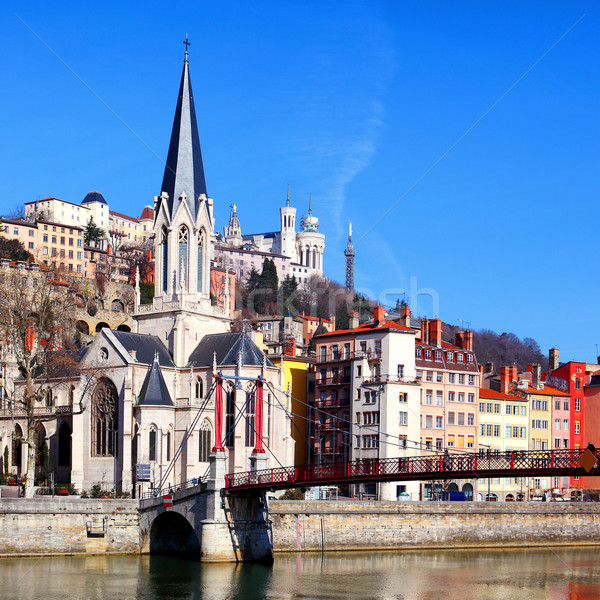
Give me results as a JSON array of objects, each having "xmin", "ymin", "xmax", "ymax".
[{"xmin": 216, "ymin": 190, "xmax": 325, "ymax": 283}]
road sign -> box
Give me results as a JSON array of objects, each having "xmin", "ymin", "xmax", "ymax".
[
  {"xmin": 163, "ymin": 494, "xmax": 173, "ymax": 507},
  {"xmin": 136, "ymin": 463, "xmax": 151, "ymax": 482}
]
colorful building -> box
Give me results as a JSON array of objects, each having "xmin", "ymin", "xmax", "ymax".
[
  {"xmin": 415, "ymin": 319, "xmax": 480, "ymax": 500},
  {"xmin": 478, "ymin": 386, "xmax": 528, "ymax": 501}
]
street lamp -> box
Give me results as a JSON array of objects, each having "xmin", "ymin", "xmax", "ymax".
[{"xmin": 479, "ymin": 443, "xmax": 493, "ymax": 501}]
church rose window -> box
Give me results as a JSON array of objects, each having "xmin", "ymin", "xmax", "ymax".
[{"xmin": 91, "ymin": 378, "xmax": 118, "ymax": 457}]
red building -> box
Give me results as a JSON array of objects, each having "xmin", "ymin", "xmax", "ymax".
[
  {"xmin": 581, "ymin": 372, "xmax": 600, "ymax": 490},
  {"xmin": 544, "ymin": 349, "xmax": 600, "ymax": 493}
]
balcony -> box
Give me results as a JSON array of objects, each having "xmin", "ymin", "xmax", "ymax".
[
  {"xmin": 362, "ymin": 374, "xmax": 418, "ymax": 385},
  {"xmin": 315, "ymin": 397, "xmax": 351, "ymax": 409},
  {"xmin": 316, "ymin": 376, "xmax": 351, "ymax": 386},
  {"xmin": 316, "ymin": 349, "xmax": 382, "ymax": 363}
]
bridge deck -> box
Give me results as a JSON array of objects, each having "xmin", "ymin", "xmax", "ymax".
[{"xmin": 224, "ymin": 449, "xmax": 598, "ymax": 493}]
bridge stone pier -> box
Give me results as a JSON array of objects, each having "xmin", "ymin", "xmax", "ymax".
[{"xmin": 139, "ymin": 452, "xmax": 273, "ymax": 562}]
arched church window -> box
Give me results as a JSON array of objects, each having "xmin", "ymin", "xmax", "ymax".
[
  {"xmin": 178, "ymin": 225, "xmax": 188, "ymax": 288},
  {"xmin": 197, "ymin": 229, "xmax": 205, "ymax": 293},
  {"xmin": 198, "ymin": 419, "xmax": 212, "ymax": 462},
  {"xmin": 91, "ymin": 378, "xmax": 118, "ymax": 457},
  {"xmin": 12, "ymin": 424, "xmax": 22, "ymax": 468},
  {"xmin": 166, "ymin": 429, "xmax": 171, "ymax": 462},
  {"xmin": 149, "ymin": 427, "xmax": 157, "ymax": 462},
  {"xmin": 45, "ymin": 389, "xmax": 53, "ymax": 407},
  {"xmin": 161, "ymin": 226, "xmax": 168, "ymax": 292},
  {"xmin": 58, "ymin": 422, "xmax": 71, "ymax": 467},
  {"xmin": 34, "ymin": 422, "xmax": 47, "ymax": 468},
  {"xmin": 245, "ymin": 389, "xmax": 255, "ymax": 447},
  {"xmin": 68, "ymin": 385, "xmax": 75, "ymax": 407},
  {"xmin": 195, "ymin": 377, "xmax": 203, "ymax": 400}
]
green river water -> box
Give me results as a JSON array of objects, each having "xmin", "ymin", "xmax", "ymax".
[{"xmin": 0, "ymin": 547, "xmax": 598, "ymax": 599}]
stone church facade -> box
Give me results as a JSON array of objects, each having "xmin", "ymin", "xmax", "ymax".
[{"xmin": 0, "ymin": 49, "xmax": 294, "ymax": 495}]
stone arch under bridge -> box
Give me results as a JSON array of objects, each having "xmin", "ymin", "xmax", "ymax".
[{"xmin": 138, "ymin": 456, "xmax": 273, "ymax": 562}]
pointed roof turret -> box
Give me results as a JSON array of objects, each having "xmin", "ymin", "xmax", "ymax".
[
  {"xmin": 160, "ymin": 40, "xmax": 207, "ymax": 221},
  {"xmin": 137, "ymin": 355, "xmax": 174, "ymax": 407}
]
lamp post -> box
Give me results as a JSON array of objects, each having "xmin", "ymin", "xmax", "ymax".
[{"xmin": 479, "ymin": 443, "xmax": 492, "ymax": 501}]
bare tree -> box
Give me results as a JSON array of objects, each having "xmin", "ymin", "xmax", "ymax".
[{"xmin": 0, "ymin": 267, "xmax": 101, "ymax": 497}]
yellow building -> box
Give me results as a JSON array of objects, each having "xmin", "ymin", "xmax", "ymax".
[
  {"xmin": 478, "ymin": 388, "xmax": 529, "ymax": 501},
  {"xmin": 269, "ymin": 355, "xmax": 311, "ymax": 466}
]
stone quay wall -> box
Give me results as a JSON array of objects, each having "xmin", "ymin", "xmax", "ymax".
[
  {"xmin": 269, "ymin": 501, "xmax": 600, "ymax": 553},
  {"xmin": 0, "ymin": 498, "xmax": 140, "ymax": 557}
]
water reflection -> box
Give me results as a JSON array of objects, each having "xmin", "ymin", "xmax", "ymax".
[{"xmin": 0, "ymin": 548, "xmax": 599, "ymax": 599}]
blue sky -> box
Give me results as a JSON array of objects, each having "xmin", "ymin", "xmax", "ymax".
[{"xmin": 1, "ymin": 2, "xmax": 598, "ymax": 363}]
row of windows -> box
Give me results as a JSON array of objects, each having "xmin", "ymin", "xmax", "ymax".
[
  {"xmin": 531, "ymin": 419, "xmax": 549, "ymax": 430},
  {"xmin": 418, "ymin": 371, "xmax": 476, "ymax": 385},
  {"xmin": 480, "ymin": 423, "xmax": 527, "ymax": 438},
  {"xmin": 421, "ymin": 412, "xmax": 475, "ymax": 428},
  {"xmin": 479, "ymin": 402, "xmax": 527, "ymax": 417},
  {"xmin": 423, "ymin": 390, "xmax": 475, "ymax": 404},
  {"xmin": 416, "ymin": 347, "xmax": 474, "ymax": 364},
  {"xmin": 554, "ymin": 419, "xmax": 569, "ymax": 431}
]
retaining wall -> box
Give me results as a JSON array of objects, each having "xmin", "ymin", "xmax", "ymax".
[
  {"xmin": 269, "ymin": 501, "xmax": 600, "ymax": 553},
  {"xmin": 0, "ymin": 498, "xmax": 140, "ymax": 556}
]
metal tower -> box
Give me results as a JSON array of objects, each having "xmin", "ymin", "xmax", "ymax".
[{"xmin": 344, "ymin": 222, "xmax": 355, "ymax": 291}]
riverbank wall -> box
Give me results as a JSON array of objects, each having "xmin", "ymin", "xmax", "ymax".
[
  {"xmin": 0, "ymin": 498, "xmax": 140, "ymax": 556},
  {"xmin": 269, "ymin": 501, "xmax": 600, "ymax": 553}
]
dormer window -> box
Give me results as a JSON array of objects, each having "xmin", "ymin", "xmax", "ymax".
[
  {"xmin": 425, "ymin": 350, "xmax": 431, "ymax": 360},
  {"xmin": 447, "ymin": 352, "xmax": 454, "ymax": 361},
  {"xmin": 467, "ymin": 354, "xmax": 473, "ymax": 363},
  {"xmin": 457, "ymin": 353, "xmax": 464, "ymax": 363}
]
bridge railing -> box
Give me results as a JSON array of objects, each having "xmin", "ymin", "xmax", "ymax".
[
  {"xmin": 224, "ymin": 448, "xmax": 590, "ymax": 491},
  {"xmin": 141, "ymin": 473, "xmax": 209, "ymax": 500}
]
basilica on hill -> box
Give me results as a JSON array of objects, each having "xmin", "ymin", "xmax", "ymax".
[{"xmin": 0, "ymin": 47, "xmax": 295, "ymax": 495}]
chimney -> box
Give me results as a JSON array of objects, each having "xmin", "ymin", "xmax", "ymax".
[
  {"xmin": 420, "ymin": 318, "xmax": 430, "ymax": 345},
  {"xmin": 510, "ymin": 366, "xmax": 518, "ymax": 387},
  {"xmin": 549, "ymin": 347, "xmax": 559, "ymax": 372},
  {"xmin": 526, "ymin": 364, "xmax": 533, "ymax": 373},
  {"xmin": 485, "ymin": 361, "xmax": 494, "ymax": 374},
  {"xmin": 400, "ymin": 304, "xmax": 411, "ymax": 327},
  {"xmin": 430, "ymin": 319, "xmax": 442, "ymax": 347},
  {"xmin": 349, "ymin": 311, "xmax": 359, "ymax": 329},
  {"xmin": 500, "ymin": 366, "xmax": 510, "ymax": 394},
  {"xmin": 464, "ymin": 330, "xmax": 473, "ymax": 351},
  {"xmin": 532, "ymin": 364, "xmax": 542, "ymax": 390},
  {"xmin": 373, "ymin": 306, "xmax": 385, "ymax": 326}
]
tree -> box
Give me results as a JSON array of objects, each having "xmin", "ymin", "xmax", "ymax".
[
  {"xmin": 0, "ymin": 236, "xmax": 34, "ymax": 262},
  {"xmin": 309, "ymin": 318, "xmax": 328, "ymax": 351},
  {"xmin": 280, "ymin": 274, "xmax": 298, "ymax": 311},
  {"xmin": 84, "ymin": 216, "xmax": 105, "ymax": 247},
  {"xmin": 0, "ymin": 269, "xmax": 100, "ymax": 497}
]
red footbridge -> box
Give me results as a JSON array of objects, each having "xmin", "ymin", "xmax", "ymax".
[{"xmin": 224, "ymin": 448, "xmax": 598, "ymax": 493}]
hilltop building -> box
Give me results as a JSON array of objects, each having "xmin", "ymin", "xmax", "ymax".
[{"xmin": 215, "ymin": 191, "xmax": 325, "ymax": 284}]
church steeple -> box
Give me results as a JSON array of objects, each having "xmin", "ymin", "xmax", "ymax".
[{"xmin": 160, "ymin": 40, "xmax": 207, "ymax": 221}]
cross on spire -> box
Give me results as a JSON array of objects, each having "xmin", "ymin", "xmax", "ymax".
[{"xmin": 183, "ymin": 35, "xmax": 190, "ymax": 61}]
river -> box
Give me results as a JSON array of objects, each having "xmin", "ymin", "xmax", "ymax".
[{"xmin": 1, "ymin": 547, "xmax": 599, "ymax": 599}]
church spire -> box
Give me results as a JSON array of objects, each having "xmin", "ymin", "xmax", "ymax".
[{"xmin": 160, "ymin": 38, "xmax": 207, "ymax": 221}]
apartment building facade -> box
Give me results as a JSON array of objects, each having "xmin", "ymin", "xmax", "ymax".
[
  {"xmin": 314, "ymin": 307, "xmax": 421, "ymax": 500},
  {"xmin": 478, "ymin": 386, "xmax": 528, "ymax": 501},
  {"xmin": 415, "ymin": 319, "xmax": 480, "ymax": 500}
]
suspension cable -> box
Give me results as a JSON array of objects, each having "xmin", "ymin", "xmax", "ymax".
[{"xmin": 154, "ymin": 380, "xmax": 216, "ymax": 495}]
